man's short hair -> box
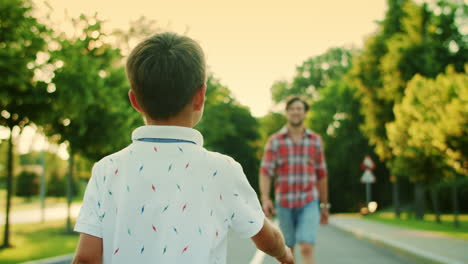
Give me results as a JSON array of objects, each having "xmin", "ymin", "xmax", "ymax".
[
  {"xmin": 126, "ymin": 32, "xmax": 206, "ymax": 120},
  {"xmin": 285, "ymin": 96, "xmax": 309, "ymax": 112}
]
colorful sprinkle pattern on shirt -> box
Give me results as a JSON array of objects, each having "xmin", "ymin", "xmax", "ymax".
[{"xmin": 74, "ymin": 126, "xmax": 264, "ymax": 264}]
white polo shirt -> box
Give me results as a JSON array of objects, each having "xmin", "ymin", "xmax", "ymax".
[{"xmin": 74, "ymin": 125, "xmax": 265, "ymax": 264}]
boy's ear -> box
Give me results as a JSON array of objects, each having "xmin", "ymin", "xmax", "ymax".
[
  {"xmin": 128, "ymin": 90, "xmax": 144, "ymax": 113},
  {"xmin": 193, "ymin": 85, "xmax": 206, "ymax": 111}
]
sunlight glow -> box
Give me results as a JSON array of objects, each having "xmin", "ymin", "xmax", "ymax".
[{"xmin": 33, "ymin": 0, "xmax": 387, "ymax": 117}]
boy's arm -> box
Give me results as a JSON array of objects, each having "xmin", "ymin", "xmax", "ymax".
[
  {"xmin": 251, "ymin": 218, "xmax": 295, "ymax": 264},
  {"xmin": 73, "ymin": 233, "xmax": 103, "ymax": 264}
]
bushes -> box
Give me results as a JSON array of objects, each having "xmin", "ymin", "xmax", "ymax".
[
  {"xmin": 15, "ymin": 171, "xmax": 39, "ymax": 198},
  {"xmin": 47, "ymin": 172, "xmax": 65, "ymax": 197},
  {"xmin": 47, "ymin": 172, "xmax": 79, "ymax": 198},
  {"xmin": 12, "ymin": 170, "xmax": 80, "ymax": 198}
]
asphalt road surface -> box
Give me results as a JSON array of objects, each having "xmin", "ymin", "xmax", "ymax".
[{"xmin": 228, "ymin": 225, "xmax": 415, "ymax": 264}]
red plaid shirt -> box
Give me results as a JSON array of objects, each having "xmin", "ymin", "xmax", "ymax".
[{"xmin": 260, "ymin": 127, "xmax": 327, "ymax": 208}]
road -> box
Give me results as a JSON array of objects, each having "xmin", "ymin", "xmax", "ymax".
[
  {"xmin": 228, "ymin": 224, "xmax": 415, "ymax": 264},
  {"xmin": 22, "ymin": 224, "xmax": 415, "ymax": 264}
]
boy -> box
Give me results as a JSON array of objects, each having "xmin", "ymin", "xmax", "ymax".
[{"xmin": 72, "ymin": 32, "xmax": 294, "ymax": 264}]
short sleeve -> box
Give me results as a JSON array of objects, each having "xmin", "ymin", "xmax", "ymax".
[
  {"xmin": 74, "ymin": 163, "xmax": 103, "ymax": 238},
  {"xmin": 226, "ymin": 162, "xmax": 265, "ymax": 238},
  {"xmin": 259, "ymin": 136, "xmax": 277, "ymax": 177}
]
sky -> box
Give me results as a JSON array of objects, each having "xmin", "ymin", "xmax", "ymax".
[
  {"xmin": 0, "ymin": 0, "xmax": 389, "ymax": 158},
  {"xmin": 35, "ymin": 0, "xmax": 387, "ymax": 117}
]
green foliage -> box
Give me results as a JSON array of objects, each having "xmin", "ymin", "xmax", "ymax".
[
  {"xmin": 350, "ymin": 0, "xmax": 467, "ymax": 163},
  {"xmin": 46, "ymin": 171, "xmax": 79, "ymax": 197},
  {"xmin": 387, "ymin": 67, "xmax": 468, "ymax": 182},
  {"xmin": 0, "ymin": 0, "xmax": 51, "ymax": 129},
  {"xmin": 196, "ymin": 75, "xmax": 261, "ymax": 190},
  {"xmin": 0, "ymin": 0, "xmax": 52, "ymax": 247},
  {"xmin": 257, "ymin": 112, "xmax": 286, "ymax": 152},
  {"xmin": 307, "ymin": 81, "xmax": 391, "ymax": 211},
  {"xmin": 47, "ymin": 172, "xmax": 64, "ymax": 197},
  {"xmin": 271, "ymin": 48, "xmax": 353, "ymax": 103},
  {"xmin": 15, "ymin": 171, "xmax": 39, "ymax": 198},
  {"xmin": 41, "ymin": 14, "xmax": 142, "ymax": 161},
  {"xmin": 348, "ymin": 0, "xmax": 409, "ymax": 160},
  {"xmin": 348, "ymin": 0, "xmax": 467, "ymax": 218}
]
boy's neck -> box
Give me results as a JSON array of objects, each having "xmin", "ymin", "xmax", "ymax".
[{"xmin": 145, "ymin": 113, "xmax": 195, "ymax": 128}]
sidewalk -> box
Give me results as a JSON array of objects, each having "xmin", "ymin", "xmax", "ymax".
[
  {"xmin": 0, "ymin": 202, "xmax": 81, "ymax": 225},
  {"xmin": 330, "ymin": 215, "xmax": 468, "ymax": 264}
]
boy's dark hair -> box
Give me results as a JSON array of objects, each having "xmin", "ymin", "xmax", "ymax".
[
  {"xmin": 126, "ymin": 32, "xmax": 206, "ymax": 120},
  {"xmin": 285, "ymin": 96, "xmax": 309, "ymax": 112}
]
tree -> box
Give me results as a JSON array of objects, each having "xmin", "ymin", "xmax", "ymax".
[
  {"xmin": 42, "ymin": 14, "xmax": 141, "ymax": 232},
  {"xmin": 271, "ymin": 48, "xmax": 353, "ymax": 103},
  {"xmin": 196, "ymin": 75, "xmax": 261, "ymax": 191},
  {"xmin": 348, "ymin": 0, "xmax": 409, "ymax": 161},
  {"xmin": 257, "ymin": 112, "xmax": 286, "ymax": 150},
  {"xmin": 350, "ymin": 0, "xmax": 467, "ymax": 219},
  {"xmin": 0, "ymin": 0, "xmax": 50, "ymax": 247},
  {"xmin": 388, "ymin": 67, "xmax": 467, "ymax": 224},
  {"xmin": 307, "ymin": 80, "xmax": 391, "ymax": 212},
  {"xmin": 15, "ymin": 171, "xmax": 39, "ymax": 198}
]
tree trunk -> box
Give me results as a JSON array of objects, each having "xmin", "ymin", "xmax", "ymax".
[
  {"xmin": 392, "ymin": 179, "xmax": 401, "ymax": 219},
  {"xmin": 66, "ymin": 149, "xmax": 74, "ymax": 233},
  {"xmin": 1, "ymin": 126, "xmax": 14, "ymax": 248},
  {"xmin": 430, "ymin": 186, "xmax": 441, "ymax": 224},
  {"xmin": 40, "ymin": 151, "xmax": 47, "ymax": 223},
  {"xmin": 414, "ymin": 182, "xmax": 425, "ymax": 220},
  {"xmin": 452, "ymin": 180, "xmax": 459, "ymax": 228}
]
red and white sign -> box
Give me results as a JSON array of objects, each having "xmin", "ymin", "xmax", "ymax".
[
  {"xmin": 360, "ymin": 155, "xmax": 375, "ymax": 170},
  {"xmin": 360, "ymin": 155, "xmax": 376, "ymax": 183}
]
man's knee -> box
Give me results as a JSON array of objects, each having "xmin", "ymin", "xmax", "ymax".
[{"xmin": 300, "ymin": 243, "xmax": 314, "ymax": 257}]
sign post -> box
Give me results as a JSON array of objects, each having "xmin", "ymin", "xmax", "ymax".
[{"xmin": 360, "ymin": 155, "xmax": 376, "ymax": 206}]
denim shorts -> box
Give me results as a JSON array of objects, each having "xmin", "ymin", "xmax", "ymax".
[{"xmin": 276, "ymin": 200, "xmax": 320, "ymax": 247}]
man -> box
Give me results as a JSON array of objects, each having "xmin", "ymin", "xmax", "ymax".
[{"xmin": 259, "ymin": 96, "xmax": 329, "ymax": 264}]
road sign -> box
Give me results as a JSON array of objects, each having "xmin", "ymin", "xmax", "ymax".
[
  {"xmin": 360, "ymin": 170, "xmax": 376, "ymax": 184},
  {"xmin": 361, "ymin": 155, "xmax": 375, "ymax": 170}
]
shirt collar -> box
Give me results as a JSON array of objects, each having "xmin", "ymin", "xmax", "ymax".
[
  {"xmin": 131, "ymin": 125, "xmax": 204, "ymax": 146},
  {"xmin": 279, "ymin": 126, "xmax": 312, "ymax": 137}
]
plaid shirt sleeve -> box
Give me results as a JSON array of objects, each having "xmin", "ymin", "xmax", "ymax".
[
  {"xmin": 259, "ymin": 136, "xmax": 276, "ymax": 177},
  {"xmin": 315, "ymin": 135, "xmax": 328, "ymax": 180}
]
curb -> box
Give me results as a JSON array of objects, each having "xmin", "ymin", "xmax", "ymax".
[
  {"xmin": 329, "ymin": 218, "xmax": 465, "ymax": 264},
  {"xmin": 21, "ymin": 254, "xmax": 74, "ymax": 264}
]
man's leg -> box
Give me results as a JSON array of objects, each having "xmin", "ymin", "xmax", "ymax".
[
  {"xmin": 276, "ymin": 203, "xmax": 296, "ymax": 248},
  {"xmin": 299, "ymin": 242, "xmax": 314, "ymax": 264},
  {"xmin": 296, "ymin": 201, "xmax": 320, "ymax": 264}
]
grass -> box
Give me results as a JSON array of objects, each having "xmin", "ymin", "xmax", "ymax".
[
  {"xmin": 364, "ymin": 212, "xmax": 468, "ymax": 240},
  {"xmin": 0, "ymin": 219, "xmax": 78, "ymax": 264}
]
